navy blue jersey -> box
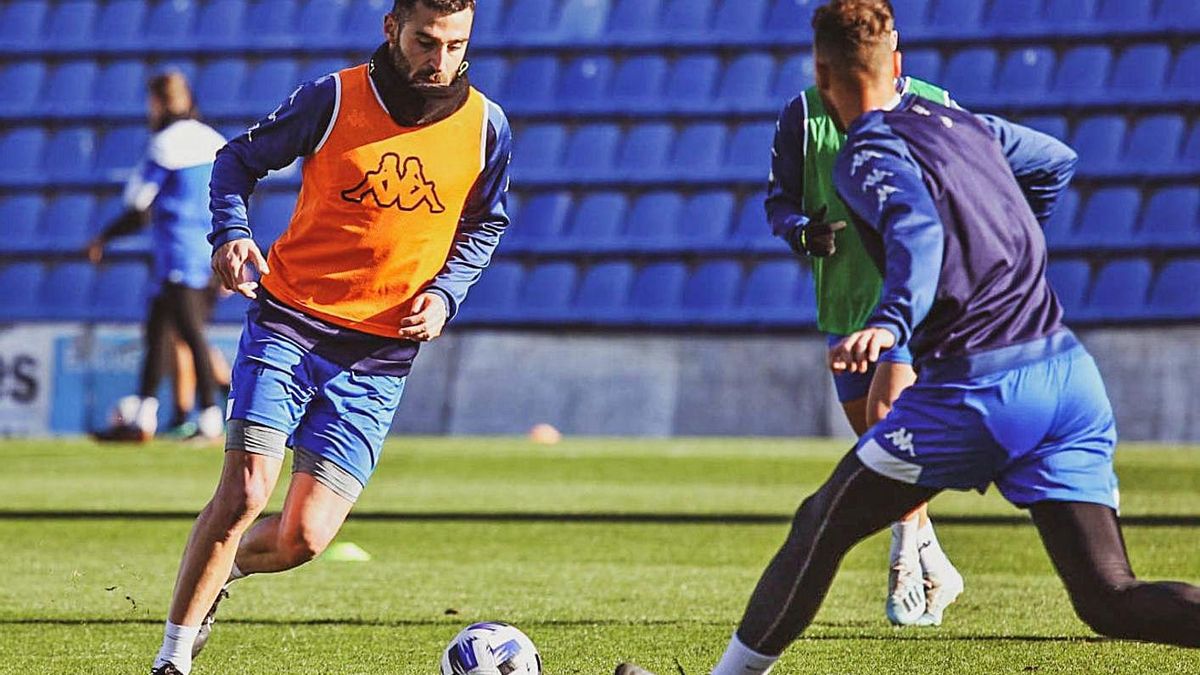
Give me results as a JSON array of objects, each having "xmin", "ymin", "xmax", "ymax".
[{"xmin": 833, "ymin": 95, "xmax": 1078, "ymax": 368}]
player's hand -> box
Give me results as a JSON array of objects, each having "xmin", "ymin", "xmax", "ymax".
[
  {"xmin": 787, "ymin": 206, "xmax": 848, "ymax": 257},
  {"xmin": 212, "ymin": 238, "xmax": 270, "ymax": 299},
  {"xmin": 85, "ymin": 237, "xmax": 104, "ymax": 264},
  {"xmin": 829, "ymin": 327, "xmax": 897, "ymax": 374},
  {"xmin": 398, "ymin": 292, "xmax": 448, "ymax": 342}
]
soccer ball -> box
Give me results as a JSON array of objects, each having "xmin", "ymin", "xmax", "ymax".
[{"xmin": 440, "ymin": 622, "xmax": 542, "ymax": 675}]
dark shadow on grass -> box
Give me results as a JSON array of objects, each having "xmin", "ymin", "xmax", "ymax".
[{"xmin": 0, "ymin": 511, "xmax": 1198, "ymax": 527}]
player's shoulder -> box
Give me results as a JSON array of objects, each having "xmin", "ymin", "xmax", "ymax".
[
  {"xmin": 149, "ymin": 119, "xmax": 227, "ymax": 169},
  {"xmin": 475, "ymin": 88, "xmax": 512, "ymax": 141}
]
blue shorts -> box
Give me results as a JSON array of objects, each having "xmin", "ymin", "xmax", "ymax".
[
  {"xmin": 227, "ymin": 317, "xmax": 406, "ymax": 489},
  {"xmin": 855, "ymin": 344, "xmax": 1119, "ymax": 509},
  {"xmin": 826, "ymin": 333, "xmax": 914, "ymax": 403}
]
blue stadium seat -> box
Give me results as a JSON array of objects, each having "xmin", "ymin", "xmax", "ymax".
[
  {"xmin": 298, "ymin": 57, "xmax": 347, "ymax": 85},
  {"xmin": 665, "ymin": 55, "xmax": 720, "ymax": 112},
  {"xmin": 150, "ymin": 59, "xmax": 199, "ymax": 87},
  {"xmin": 1110, "ymin": 45, "xmax": 1170, "ymax": 100},
  {"xmin": 556, "ymin": 56, "xmax": 614, "ymax": 111},
  {"xmin": 95, "ymin": 126, "xmax": 148, "ymax": 181},
  {"xmin": 630, "ymin": 262, "xmax": 687, "ymax": 323},
  {"xmin": 297, "ymin": 0, "xmax": 346, "ymax": 44},
  {"xmin": 574, "ymin": 262, "xmax": 634, "ymax": 318},
  {"xmin": 242, "ymin": 59, "xmax": 301, "ymax": 113},
  {"xmin": 660, "ymin": 0, "xmax": 713, "ymax": 38},
  {"xmin": 508, "ymin": 124, "xmax": 565, "ymax": 181},
  {"xmin": 1020, "ymin": 115, "xmax": 1068, "ymax": 142},
  {"xmin": 0, "ymin": 127, "xmax": 46, "ymax": 184},
  {"xmin": 765, "ymin": 0, "xmax": 813, "ymax": 39},
  {"xmin": 245, "ymin": 0, "xmax": 295, "ymax": 42},
  {"xmin": 625, "ymin": 191, "xmax": 684, "ymax": 245},
  {"xmin": 1122, "ymin": 115, "xmax": 1185, "ymax": 174},
  {"xmin": 42, "ymin": 60, "xmax": 96, "ymax": 115},
  {"xmin": 0, "ymin": 62, "xmax": 45, "ymax": 115},
  {"xmin": 1084, "ymin": 259, "xmax": 1152, "ymax": 321},
  {"xmin": 929, "ymin": 0, "xmax": 985, "ymax": 34},
  {"xmin": 45, "ymin": 0, "xmax": 97, "ymax": 45},
  {"xmin": 1053, "ymin": 46, "xmax": 1112, "ymax": 102},
  {"xmin": 1148, "ymin": 260, "xmax": 1200, "ymax": 319},
  {"xmin": 716, "ymin": 53, "xmax": 774, "ymax": 111},
  {"xmin": 44, "ymin": 128, "xmax": 96, "ymax": 183},
  {"xmin": 95, "ymin": 194, "xmax": 150, "ymax": 255},
  {"xmin": 986, "ymin": 0, "xmax": 1040, "ymax": 32},
  {"xmin": 96, "ymin": 60, "xmax": 146, "ymax": 115},
  {"xmin": 558, "ymin": 0, "xmax": 610, "ymax": 40},
  {"xmin": 616, "ymin": 123, "xmax": 673, "ymax": 175},
  {"xmin": 342, "ymin": 0, "xmax": 391, "ymax": 40},
  {"xmin": 670, "ymin": 123, "xmax": 726, "ymax": 177},
  {"xmin": 469, "ymin": 0, "xmax": 504, "ymax": 40},
  {"xmin": 0, "ymin": 0, "xmax": 48, "ymax": 46},
  {"xmin": 607, "ymin": 0, "xmax": 662, "ymax": 39},
  {"xmin": 1044, "ymin": 0, "xmax": 1094, "ymax": 29},
  {"xmin": 677, "ymin": 191, "xmax": 734, "ymax": 246},
  {"xmin": 195, "ymin": 59, "xmax": 249, "ymax": 116},
  {"xmin": 681, "ymin": 261, "xmax": 742, "ymax": 318},
  {"xmin": 0, "ymin": 262, "xmax": 46, "ymax": 321},
  {"xmin": 1167, "ymin": 45, "xmax": 1200, "ymax": 102},
  {"xmin": 562, "ymin": 124, "xmax": 620, "ymax": 176},
  {"xmin": 1070, "ymin": 188, "xmax": 1139, "ymax": 249},
  {"xmin": 1096, "ymin": 0, "xmax": 1153, "ymax": 31},
  {"xmin": 41, "ymin": 192, "xmax": 96, "ymax": 250},
  {"xmin": 1045, "ymin": 260, "xmax": 1090, "ymax": 318},
  {"xmin": 1070, "ymin": 116, "xmax": 1125, "ymax": 174},
  {"xmin": 711, "ymin": 0, "xmax": 769, "ymax": 40},
  {"xmin": 731, "ymin": 190, "xmax": 776, "ymax": 250},
  {"xmin": 1042, "ymin": 187, "xmax": 1080, "ymax": 250},
  {"xmin": 518, "ymin": 262, "xmax": 578, "ymax": 321},
  {"xmin": 194, "ymin": 0, "xmax": 246, "ymax": 45},
  {"xmin": 454, "ymin": 261, "xmax": 522, "ymax": 323},
  {"xmin": 0, "ymin": 195, "xmax": 44, "ymax": 252},
  {"xmin": 504, "ymin": 0, "xmax": 556, "ymax": 37},
  {"xmin": 726, "ymin": 123, "xmax": 774, "ymax": 176},
  {"xmin": 466, "ymin": 56, "xmax": 507, "ymax": 96},
  {"xmin": 996, "ymin": 48, "xmax": 1054, "ymax": 103},
  {"xmin": 248, "ymin": 192, "xmax": 296, "ymax": 249},
  {"xmin": 91, "ymin": 262, "xmax": 149, "ymax": 322},
  {"xmin": 1184, "ymin": 122, "xmax": 1200, "ymax": 169},
  {"xmin": 507, "ymin": 191, "xmax": 570, "ymax": 250},
  {"xmin": 1156, "ymin": 0, "xmax": 1200, "ymax": 28},
  {"xmin": 1136, "ymin": 187, "xmax": 1200, "ymax": 248},
  {"xmin": 40, "ymin": 262, "xmax": 95, "ymax": 320},
  {"xmin": 891, "ymin": 0, "xmax": 931, "ymax": 37},
  {"xmin": 145, "ymin": 0, "xmax": 195, "ymax": 43},
  {"xmin": 773, "ymin": 53, "xmax": 814, "ymax": 100},
  {"xmin": 739, "ymin": 260, "xmax": 800, "ymax": 322},
  {"xmin": 501, "ymin": 56, "xmax": 558, "ymax": 113},
  {"xmin": 96, "ymin": 0, "xmax": 145, "ymax": 47},
  {"xmin": 610, "ymin": 55, "xmax": 668, "ymax": 112},
  {"xmin": 941, "ymin": 48, "xmax": 996, "ymax": 103},
  {"xmin": 565, "ymin": 192, "xmax": 627, "ymax": 248},
  {"xmin": 901, "ymin": 49, "xmax": 942, "ymax": 84}
]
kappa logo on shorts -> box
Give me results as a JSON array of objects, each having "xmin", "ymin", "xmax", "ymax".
[
  {"xmin": 884, "ymin": 427, "xmax": 916, "ymax": 457},
  {"xmin": 341, "ymin": 153, "xmax": 446, "ymax": 214}
]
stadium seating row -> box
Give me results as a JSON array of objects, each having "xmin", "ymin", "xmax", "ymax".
[
  {"xmin": 0, "ymin": 257, "xmax": 1194, "ymax": 325},
  {"xmin": 3, "ymin": 185, "xmax": 1197, "ymax": 257},
  {"xmin": 1, "ymin": 0, "xmax": 1197, "ymax": 53},
  {"xmin": 3, "ymin": 43, "xmax": 1198, "ymax": 123}
]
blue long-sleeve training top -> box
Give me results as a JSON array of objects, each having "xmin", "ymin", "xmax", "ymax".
[{"xmin": 833, "ymin": 94, "xmax": 1079, "ymax": 372}]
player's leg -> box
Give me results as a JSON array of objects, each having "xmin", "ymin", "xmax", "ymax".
[
  {"xmin": 712, "ymin": 451, "xmax": 939, "ymax": 675},
  {"xmin": 123, "ymin": 289, "xmax": 173, "ymax": 439},
  {"xmin": 167, "ymin": 336, "xmax": 198, "ymax": 436},
  {"xmin": 169, "ymin": 286, "xmax": 222, "ymax": 438},
  {"xmin": 1030, "ymin": 500, "xmax": 1200, "ymax": 647}
]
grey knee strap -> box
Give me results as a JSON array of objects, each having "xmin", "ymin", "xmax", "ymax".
[
  {"xmin": 293, "ymin": 446, "xmax": 364, "ymax": 503},
  {"xmin": 226, "ymin": 419, "xmax": 288, "ymax": 460}
]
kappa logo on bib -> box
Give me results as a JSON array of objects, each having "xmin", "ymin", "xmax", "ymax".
[{"xmin": 341, "ymin": 153, "xmax": 446, "ymax": 214}]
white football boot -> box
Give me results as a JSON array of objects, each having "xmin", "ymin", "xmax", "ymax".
[
  {"xmin": 885, "ymin": 558, "xmax": 927, "ymax": 625},
  {"xmin": 916, "ymin": 564, "xmax": 965, "ymax": 627}
]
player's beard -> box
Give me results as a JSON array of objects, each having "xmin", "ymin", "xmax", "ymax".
[{"xmin": 389, "ymin": 43, "xmax": 455, "ymax": 91}]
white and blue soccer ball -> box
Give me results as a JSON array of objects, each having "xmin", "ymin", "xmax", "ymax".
[{"xmin": 440, "ymin": 621, "xmax": 542, "ymax": 675}]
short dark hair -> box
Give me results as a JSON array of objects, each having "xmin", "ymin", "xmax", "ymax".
[
  {"xmin": 811, "ymin": 0, "xmax": 895, "ymax": 72},
  {"xmin": 391, "ymin": 0, "xmax": 476, "ymax": 20}
]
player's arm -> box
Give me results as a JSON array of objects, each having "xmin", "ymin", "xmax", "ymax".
[
  {"xmin": 830, "ymin": 119, "xmax": 944, "ymax": 371},
  {"xmin": 86, "ymin": 152, "xmax": 167, "ymax": 262},
  {"xmin": 402, "ymin": 101, "xmax": 512, "ymax": 341},
  {"xmin": 208, "ymin": 75, "xmax": 336, "ymax": 296},
  {"xmin": 977, "ymin": 114, "xmax": 1078, "ymax": 226},
  {"xmin": 765, "ymin": 96, "xmax": 810, "ymax": 248}
]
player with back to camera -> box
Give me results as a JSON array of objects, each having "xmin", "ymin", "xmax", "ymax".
[
  {"xmin": 766, "ymin": 0, "xmax": 964, "ymax": 627},
  {"xmin": 617, "ymin": 1, "xmax": 1200, "ymax": 673},
  {"xmin": 88, "ymin": 71, "xmax": 227, "ymax": 442},
  {"xmin": 149, "ymin": 0, "xmax": 512, "ymax": 672}
]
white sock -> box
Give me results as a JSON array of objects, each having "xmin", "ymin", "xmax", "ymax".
[
  {"xmin": 154, "ymin": 621, "xmax": 199, "ymax": 673},
  {"xmin": 197, "ymin": 405, "xmax": 224, "ymax": 438},
  {"xmin": 710, "ymin": 633, "xmax": 778, "ymax": 675},
  {"xmin": 889, "ymin": 516, "xmax": 920, "ymax": 567},
  {"xmin": 136, "ymin": 397, "xmax": 160, "ymax": 435},
  {"xmin": 917, "ymin": 521, "xmax": 954, "ymax": 578}
]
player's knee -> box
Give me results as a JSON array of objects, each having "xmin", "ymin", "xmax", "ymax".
[
  {"xmin": 280, "ymin": 524, "xmax": 333, "ymax": 567},
  {"xmin": 1069, "ymin": 584, "xmax": 1134, "ymax": 638},
  {"xmin": 211, "ymin": 480, "xmax": 272, "ymax": 527}
]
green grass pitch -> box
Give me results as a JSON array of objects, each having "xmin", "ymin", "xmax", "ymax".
[{"xmin": 1, "ymin": 438, "xmax": 1198, "ymax": 674}]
